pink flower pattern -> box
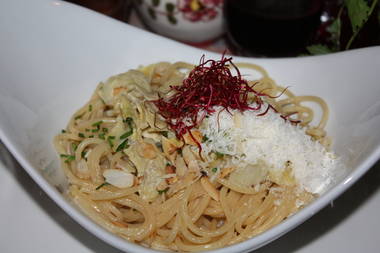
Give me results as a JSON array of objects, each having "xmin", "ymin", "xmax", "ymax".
[{"xmin": 177, "ymin": 0, "xmax": 223, "ymax": 22}]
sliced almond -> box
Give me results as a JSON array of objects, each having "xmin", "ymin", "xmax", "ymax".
[
  {"xmin": 113, "ymin": 87, "xmax": 127, "ymax": 96},
  {"xmin": 162, "ymin": 137, "xmax": 182, "ymax": 155},
  {"xmin": 201, "ymin": 177, "xmax": 219, "ymax": 201},
  {"xmin": 183, "ymin": 130, "xmax": 203, "ymax": 146},
  {"xmin": 137, "ymin": 142, "xmax": 157, "ymax": 159},
  {"xmin": 103, "ymin": 169, "xmax": 134, "ymax": 188}
]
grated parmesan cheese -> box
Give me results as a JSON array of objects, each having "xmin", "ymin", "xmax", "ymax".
[{"xmin": 200, "ymin": 105, "xmax": 342, "ymax": 194}]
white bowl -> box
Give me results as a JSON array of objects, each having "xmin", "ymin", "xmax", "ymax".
[
  {"xmin": 134, "ymin": 0, "xmax": 224, "ymax": 44},
  {"xmin": 0, "ymin": 0, "xmax": 380, "ymax": 252}
]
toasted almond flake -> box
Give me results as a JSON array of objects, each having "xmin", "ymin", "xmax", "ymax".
[
  {"xmin": 113, "ymin": 87, "xmax": 127, "ymax": 96},
  {"xmin": 138, "ymin": 142, "xmax": 157, "ymax": 159},
  {"xmin": 201, "ymin": 177, "xmax": 219, "ymax": 201},
  {"xmin": 183, "ymin": 130, "xmax": 203, "ymax": 146},
  {"xmin": 219, "ymin": 167, "xmax": 235, "ymax": 179},
  {"xmin": 103, "ymin": 169, "xmax": 134, "ymax": 188},
  {"xmin": 165, "ymin": 164, "xmax": 176, "ymax": 174}
]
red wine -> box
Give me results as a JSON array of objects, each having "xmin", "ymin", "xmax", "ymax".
[{"xmin": 224, "ymin": 0, "xmax": 322, "ymax": 57}]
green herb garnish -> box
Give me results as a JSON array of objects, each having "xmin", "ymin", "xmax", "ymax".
[
  {"xmin": 96, "ymin": 182, "xmax": 110, "ymax": 190},
  {"xmin": 98, "ymin": 132, "xmax": 105, "ymax": 140},
  {"xmin": 157, "ymin": 187, "xmax": 169, "ymax": 195},
  {"xmin": 202, "ymin": 135, "xmax": 209, "ymax": 143},
  {"xmin": 61, "ymin": 129, "xmax": 66, "ymax": 133},
  {"xmin": 215, "ymin": 151, "xmax": 224, "ymax": 159},
  {"xmin": 120, "ymin": 130, "xmax": 133, "ymax": 140},
  {"xmin": 92, "ymin": 120, "xmax": 103, "ymax": 128},
  {"xmin": 116, "ymin": 139, "xmax": 129, "ymax": 152},
  {"xmin": 78, "ymin": 133, "xmax": 85, "ymax": 138},
  {"xmin": 91, "ymin": 128, "xmax": 99, "ymax": 133},
  {"xmin": 71, "ymin": 143, "xmax": 78, "ymax": 152},
  {"xmin": 102, "ymin": 127, "xmax": 108, "ymax": 133},
  {"xmin": 60, "ymin": 154, "xmax": 75, "ymax": 163},
  {"xmin": 107, "ymin": 135, "xmax": 115, "ymax": 147},
  {"xmin": 212, "ymin": 167, "xmax": 218, "ymax": 173},
  {"xmin": 81, "ymin": 151, "xmax": 87, "ymax": 159},
  {"xmin": 89, "ymin": 104, "xmax": 93, "ymax": 112},
  {"xmin": 161, "ymin": 131, "xmax": 168, "ymax": 138}
]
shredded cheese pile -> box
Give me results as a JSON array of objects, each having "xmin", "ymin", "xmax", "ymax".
[{"xmin": 200, "ymin": 105, "xmax": 340, "ymax": 194}]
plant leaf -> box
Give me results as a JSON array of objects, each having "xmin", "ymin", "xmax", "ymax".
[
  {"xmin": 345, "ymin": 0, "xmax": 370, "ymax": 33},
  {"xmin": 167, "ymin": 14, "xmax": 177, "ymax": 25},
  {"xmin": 166, "ymin": 2, "xmax": 175, "ymax": 13},
  {"xmin": 152, "ymin": 0, "xmax": 160, "ymax": 7},
  {"xmin": 306, "ymin": 44, "xmax": 334, "ymax": 55},
  {"xmin": 148, "ymin": 7, "xmax": 156, "ymax": 19}
]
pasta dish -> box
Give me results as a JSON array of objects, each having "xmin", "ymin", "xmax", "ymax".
[{"xmin": 54, "ymin": 55, "xmax": 340, "ymax": 251}]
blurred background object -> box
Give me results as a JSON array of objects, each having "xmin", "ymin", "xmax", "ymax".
[
  {"xmin": 65, "ymin": 0, "xmax": 133, "ymax": 21},
  {"xmin": 64, "ymin": 0, "xmax": 380, "ymax": 57},
  {"xmin": 224, "ymin": 0, "xmax": 380, "ymax": 57},
  {"xmin": 224, "ymin": 0, "xmax": 323, "ymax": 57},
  {"xmin": 133, "ymin": 0, "xmax": 225, "ymax": 45}
]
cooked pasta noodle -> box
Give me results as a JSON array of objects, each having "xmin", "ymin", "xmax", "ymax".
[{"xmin": 54, "ymin": 56, "xmax": 333, "ymax": 252}]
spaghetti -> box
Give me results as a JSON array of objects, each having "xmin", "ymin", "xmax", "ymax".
[{"xmin": 54, "ymin": 56, "xmax": 335, "ymax": 252}]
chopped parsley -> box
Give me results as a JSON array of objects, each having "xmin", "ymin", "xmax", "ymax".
[
  {"xmin": 202, "ymin": 135, "xmax": 209, "ymax": 143},
  {"xmin": 107, "ymin": 135, "xmax": 115, "ymax": 147},
  {"xmin": 91, "ymin": 128, "xmax": 99, "ymax": 133},
  {"xmin": 98, "ymin": 132, "xmax": 105, "ymax": 140},
  {"xmin": 116, "ymin": 139, "xmax": 129, "ymax": 152},
  {"xmin": 89, "ymin": 104, "xmax": 92, "ymax": 112},
  {"xmin": 161, "ymin": 131, "xmax": 168, "ymax": 138},
  {"xmin": 102, "ymin": 127, "xmax": 108, "ymax": 133},
  {"xmin": 92, "ymin": 120, "xmax": 103, "ymax": 128},
  {"xmin": 215, "ymin": 151, "xmax": 224, "ymax": 159},
  {"xmin": 95, "ymin": 182, "xmax": 110, "ymax": 190},
  {"xmin": 120, "ymin": 130, "xmax": 133, "ymax": 140},
  {"xmin": 81, "ymin": 150, "xmax": 87, "ymax": 159},
  {"xmin": 157, "ymin": 187, "xmax": 169, "ymax": 195},
  {"xmin": 71, "ymin": 143, "xmax": 78, "ymax": 152},
  {"xmin": 61, "ymin": 129, "xmax": 66, "ymax": 133},
  {"xmin": 212, "ymin": 167, "xmax": 218, "ymax": 173},
  {"xmin": 60, "ymin": 154, "xmax": 75, "ymax": 163},
  {"xmin": 78, "ymin": 133, "xmax": 85, "ymax": 138}
]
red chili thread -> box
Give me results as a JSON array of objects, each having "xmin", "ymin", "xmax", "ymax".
[{"xmin": 153, "ymin": 55, "xmax": 291, "ymax": 152}]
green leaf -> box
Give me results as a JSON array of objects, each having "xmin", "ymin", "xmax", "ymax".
[
  {"xmin": 306, "ymin": 44, "xmax": 333, "ymax": 55},
  {"xmin": 152, "ymin": 0, "xmax": 160, "ymax": 7},
  {"xmin": 148, "ymin": 7, "xmax": 156, "ymax": 19},
  {"xmin": 60, "ymin": 154, "xmax": 75, "ymax": 163},
  {"xmin": 157, "ymin": 187, "xmax": 169, "ymax": 194},
  {"xmin": 345, "ymin": 0, "xmax": 370, "ymax": 33},
  {"xmin": 167, "ymin": 14, "xmax": 177, "ymax": 25},
  {"xmin": 327, "ymin": 17, "xmax": 341, "ymax": 36},
  {"xmin": 211, "ymin": 167, "xmax": 218, "ymax": 173},
  {"xmin": 116, "ymin": 139, "xmax": 129, "ymax": 152},
  {"xmin": 215, "ymin": 151, "xmax": 224, "ymax": 159},
  {"xmin": 166, "ymin": 2, "xmax": 175, "ymax": 13}
]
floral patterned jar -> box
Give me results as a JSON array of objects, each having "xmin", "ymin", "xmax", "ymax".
[{"xmin": 134, "ymin": 0, "xmax": 224, "ymax": 44}]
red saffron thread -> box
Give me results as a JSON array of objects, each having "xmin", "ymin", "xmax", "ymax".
[{"xmin": 152, "ymin": 55, "xmax": 290, "ymax": 153}]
